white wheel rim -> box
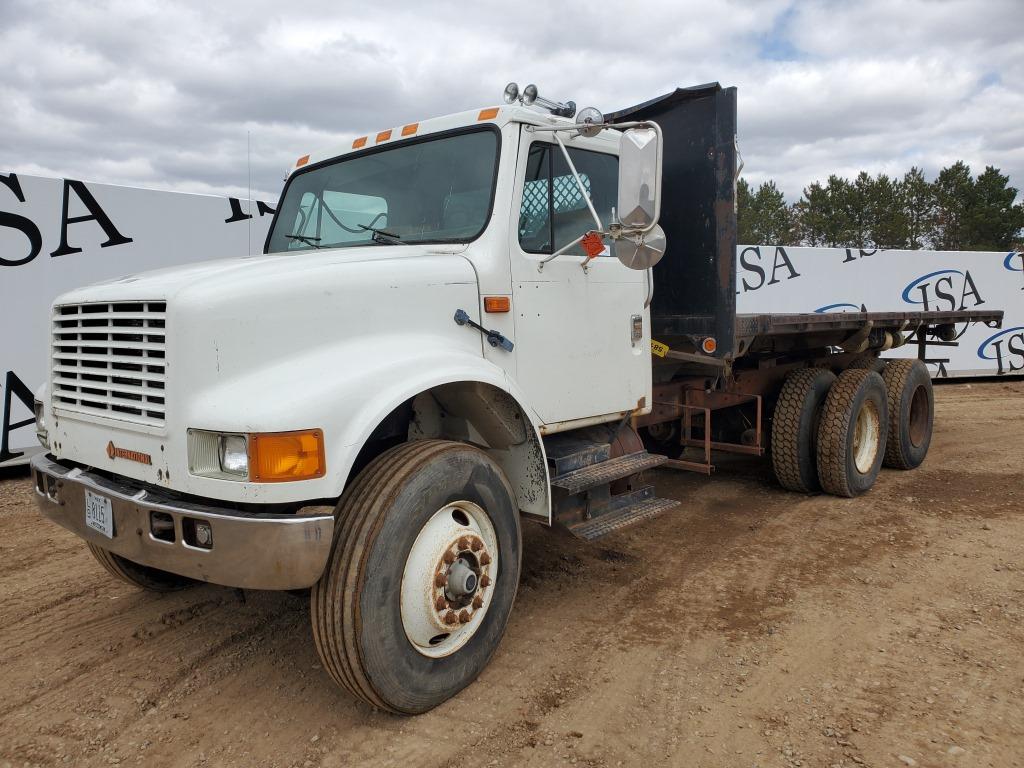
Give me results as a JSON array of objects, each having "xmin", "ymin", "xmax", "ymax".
[
  {"xmin": 400, "ymin": 501, "xmax": 498, "ymax": 658},
  {"xmin": 853, "ymin": 400, "xmax": 881, "ymax": 473}
]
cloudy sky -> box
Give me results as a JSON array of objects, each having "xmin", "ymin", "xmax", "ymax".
[{"xmin": 1, "ymin": 0, "xmax": 1021, "ymax": 202}]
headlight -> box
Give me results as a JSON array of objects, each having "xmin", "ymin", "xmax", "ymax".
[
  {"xmin": 188, "ymin": 429, "xmax": 324, "ymax": 482},
  {"xmin": 218, "ymin": 434, "xmax": 249, "ymax": 476},
  {"xmin": 34, "ymin": 399, "xmax": 47, "ymax": 446}
]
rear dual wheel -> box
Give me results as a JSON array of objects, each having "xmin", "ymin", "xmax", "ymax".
[
  {"xmin": 881, "ymin": 359, "xmax": 933, "ymax": 469},
  {"xmin": 311, "ymin": 440, "xmax": 521, "ymax": 714},
  {"xmin": 816, "ymin": 369, "xmax": 889, "ymax": 497}
]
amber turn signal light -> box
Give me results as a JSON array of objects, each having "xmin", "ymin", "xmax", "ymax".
[
  {"xmin": 484, "ymin": 296, "xmax": 510, "ymax": 313},
  {"xmin": 249, "ymin": 429, "xmax": 325, "ymax": 482},
  {"xmin": 701, "ymin": 337, "xmax": 717, "ymax": 354}
]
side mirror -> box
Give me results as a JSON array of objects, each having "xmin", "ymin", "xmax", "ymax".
[{"xmin": 617, "ymin": 126, "xmax": 662, "ymax": 230}]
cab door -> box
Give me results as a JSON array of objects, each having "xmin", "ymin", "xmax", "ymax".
[{"xmin": 508, "ymin": 129, "xmax": 650, "ymax": 427}]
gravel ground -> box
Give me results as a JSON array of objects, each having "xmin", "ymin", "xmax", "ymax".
[{"xmin": 1, "ymin": 380, "xmax": 1021, "ymax": 768}]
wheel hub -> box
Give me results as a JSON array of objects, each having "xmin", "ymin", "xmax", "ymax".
[{"xmin": 400, "ymin": 502, "xmax": 498, "ymax": 658}]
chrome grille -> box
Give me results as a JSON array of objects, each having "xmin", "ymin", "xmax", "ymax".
[{"xmin": 52, "ymin": 301, "xmax": 167, "ymax": 427}]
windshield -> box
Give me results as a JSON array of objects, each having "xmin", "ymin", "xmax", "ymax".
[{"xmin": 266, "ymin": 128, "xmax": 499, "ymax": 253}]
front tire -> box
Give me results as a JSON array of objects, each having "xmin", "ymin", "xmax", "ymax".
[{"xmin": 311, "ymin": 440, "xmax": 522, "ymax": 714}]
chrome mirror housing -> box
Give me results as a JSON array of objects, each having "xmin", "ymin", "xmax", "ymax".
[{"xmin": 617, "ymin": 126, "xmax": 662, "ymax": 231}]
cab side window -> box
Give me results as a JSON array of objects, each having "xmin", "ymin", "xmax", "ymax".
[{"xmin": 518, "ymin": 143, "xmax": 618, "ymax": 256}]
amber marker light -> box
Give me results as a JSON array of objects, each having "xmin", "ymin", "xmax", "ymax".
[
  {"xmin": 376, "ymin": 129, "xmax": 392, "ymax": 143},
  {"xmin": 484, "ymin": 296, "xmax": 510, "ymax": 313},
  {"xmin": 352, "ymin": 136, "xmax": 368, "ymax": 149},
  {"xmin": 702, "ymin": 337, "xmax": 718, "ymax": 354},
  {"xmin": 477, "ymin": 107, "xmax": 500, "ymax": 121},
  {"xmin": 249, "ymin": 429, "xmax": 325, "ymax": 482},
  {"xmin": 401, "ymin": 123, "xmax": 418, "ymax": 136},
  {"xmin": 296, "ymin": 155, "xmax": 310, "ymax": 167}
]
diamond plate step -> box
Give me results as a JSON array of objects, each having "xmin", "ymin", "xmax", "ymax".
[
  {"xmin": 567, "ymin": 497, "xmax": 679, "ymax": 542},
  {"xmin": 551, "ymin": 452, "xmax": 667, "ymax": 495}
]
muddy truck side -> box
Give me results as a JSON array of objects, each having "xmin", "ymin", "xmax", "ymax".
[{"xmin": 30, "ymin": 82, "xmax": 1002, "ymax": 714}]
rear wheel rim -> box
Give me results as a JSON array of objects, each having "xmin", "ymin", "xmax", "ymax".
[
  {"xmin": 400, "ymin": 501, "xmax": 498, "ymax": 658},
  {"xmin": 908, "ymin": 384, "xmax": 929, "ymax": 447},
  {"xmin": 852, "ymin": 400, "xmax": 881, "ymax": 474}
]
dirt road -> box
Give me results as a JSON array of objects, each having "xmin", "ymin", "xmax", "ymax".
[{"xmin": 1, "ymin": 381, "xmax": 1022, "ymax": 768}]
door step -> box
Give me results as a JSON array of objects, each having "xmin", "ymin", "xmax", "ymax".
[
  {"xmin": 551, "ymin": 451, "xmax": 667, "ymax": 494},
  {"xmin": 567, "ymin": 496, "xmax": 679, "ymax": 541}
]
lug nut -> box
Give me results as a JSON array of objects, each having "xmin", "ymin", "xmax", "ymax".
[
  {"xmin": 443, "ymin": 550, "xmax": 456, "ymax": 564},
  {"xmin": 444, "ymin": 610, "xmax": 459, "ymax": 625},
  {"xmin": 459, "ymin": 610, "xmax": 471, "ymax": 624},
  {"xmin": 471, "ymin": 538, "xmax": 483, "ymax": 551},
  {"xmin": 434, "ymin": 572, "xmax": 447, "ymax": 587},
  {"xmin": 479, "ymin": 552, "xmax": 492, "ymax": 566},
  {"xmin": 472, "ymin": 595, "xmax": 483, "ymax": 609},
  {"xmin": 435, "ymin": 596, "xmax": 448, "ymax": 611},
  {"xmin": 457, "ymin": 536, "xmax": 470, "ymax": 550},
  {"xmin": 480, "ymin": 574, "xmax": 491, "ymax": 588}
]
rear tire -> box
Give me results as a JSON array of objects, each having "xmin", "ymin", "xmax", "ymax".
[
  {"xmin": 770, "ymin": 368, "xmax": 836, "ymax": 493},
  {"xmin": 881, "ymin": 359, "xmax": 933, "ymax": 469},
  {"xmin": 816, "ymin": 369, "xmax": 888, "ymax": 497},
  {"xmin": 87, "ymin": 544, "xmax": 197, "ymax": 592},
  {"xmin": 311, "ymin": 440, "xmax": 521, "ymax": 714}
]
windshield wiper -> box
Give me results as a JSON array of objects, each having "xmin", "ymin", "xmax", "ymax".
[
  {"xmin": 357, "ymin": 224, "xmax": 403, "ymax": 245},
  {"xmin": 285, "ymin": 233, "xmax": 322, "ymax": 248}
]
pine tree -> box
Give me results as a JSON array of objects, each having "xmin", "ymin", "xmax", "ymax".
[
  {"xmin": 901, "ymin": 167, "xmax": 937, "ymax": 249},
  {"xmin": 966, "ymin": 166, "xmax": 1024, "ymax": 251},
  {"xmin": 737, "ymin": 178, "xmax": 754, "ymax": 244},
  {"xmin": 934, "ymin": 161, "xmax": 974, "ymax": 250}
]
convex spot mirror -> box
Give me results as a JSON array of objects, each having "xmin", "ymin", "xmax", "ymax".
[
  {"xmin": 614, "ymin": 224, "xmax": 666, "ymax": 270},
  {"xmin": 617, "ymin": 126, "xmax": 662, "ymax": 231}
]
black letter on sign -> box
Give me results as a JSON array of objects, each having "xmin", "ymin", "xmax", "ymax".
[
  {"xmin": 49, "ymin": 180, "xmax": 133, "ymax": 257},
  {"xmin": 226, "ymin": 198, "xmax": 277, "ymax": 222},
  {"xmin": 738, "ymin": 246, "xmax": 765, "ymax": 293},
  {"xmin": 225, "ymin": 197, "xmax": 252, "ymax": 223},
  {"xmin": 0, "ymin": 370, "xmax": 36, "ymax": 463},
  {"xmin": 767, "ymin": 246, "xmax": 801, "ymax": 285},
  {"xmin": 0, "ymin": 173, "xmax": 44, "ymax": 267}
]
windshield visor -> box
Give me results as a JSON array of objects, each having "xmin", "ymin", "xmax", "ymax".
[{"xmin": 267, "ymin": 128, "xmax": 499, "ymax": 252}]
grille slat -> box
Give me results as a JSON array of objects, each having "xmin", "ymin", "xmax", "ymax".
[{"xmin": 51, "ymin": 301, "xmax": 167, "ymax": 427}]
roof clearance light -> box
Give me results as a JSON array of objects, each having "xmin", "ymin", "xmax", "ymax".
[
  {"xmin": 295, "ymin": 155, "xmax": 309, "ymax": 167},
  {"xmin": 477, "ymin": 107, "xmax": 499, "ymax": 121},
  {"xmin": 401, "ymin": 123, "xmax": 418, "ymax": 136},
  {"xmin": 352, "ymin": 136, "xmax": 367, "ymax": 149},
  {"xmin": 376, "ymin": 129, "xmax": 392, "ymax": 143}
]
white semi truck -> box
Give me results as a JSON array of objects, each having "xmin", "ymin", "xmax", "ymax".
[{"xmin": 31, "ymin": 83, "xmax": 1002, "ymax": 714}]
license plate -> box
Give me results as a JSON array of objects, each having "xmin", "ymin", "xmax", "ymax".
[{"xmin": 84, "ymin": 490, "xmax": 114, "ymax": 539}]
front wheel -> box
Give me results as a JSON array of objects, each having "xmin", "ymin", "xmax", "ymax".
[{"xmin": 311, "ymin": 440, "xmax": 522, "ymax": 714}]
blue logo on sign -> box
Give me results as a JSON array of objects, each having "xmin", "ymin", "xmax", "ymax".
[
  {"xmin": 900, "ymin": 268, "xmax": 985, "ymax": 310},
  {"xmin": 977, "ymin": 326, "xmax": 1024, "ymax": 360},
  {"xmin": 815, "ymin": 303, "xmax": 861, "ymax": 313},
  {"xmin": 901, "ymin": 269, "xmax": 963, "ymax": 304},
  {"xmin": 1004, "ymin": 251, "xmax": 1023, "ymax": 271}
]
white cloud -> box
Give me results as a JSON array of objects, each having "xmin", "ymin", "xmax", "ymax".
[{"xmin": 0, "ymin": 0, "xmax": 1020, "ymax": 203}]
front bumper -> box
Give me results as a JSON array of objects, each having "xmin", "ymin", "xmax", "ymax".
[{"xmin": 31, "ymin": 453, "xmax": 335, "ymax": 590}]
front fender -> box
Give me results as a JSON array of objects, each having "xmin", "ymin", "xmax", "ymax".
[{"xmin": 185, "ymin": 334, "xmax": 548, "ymax": 513}]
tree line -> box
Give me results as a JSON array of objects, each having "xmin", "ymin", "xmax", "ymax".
[{"xmin": 737, "ymin": 161, "xmax": 1024, "ymax": 252}]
